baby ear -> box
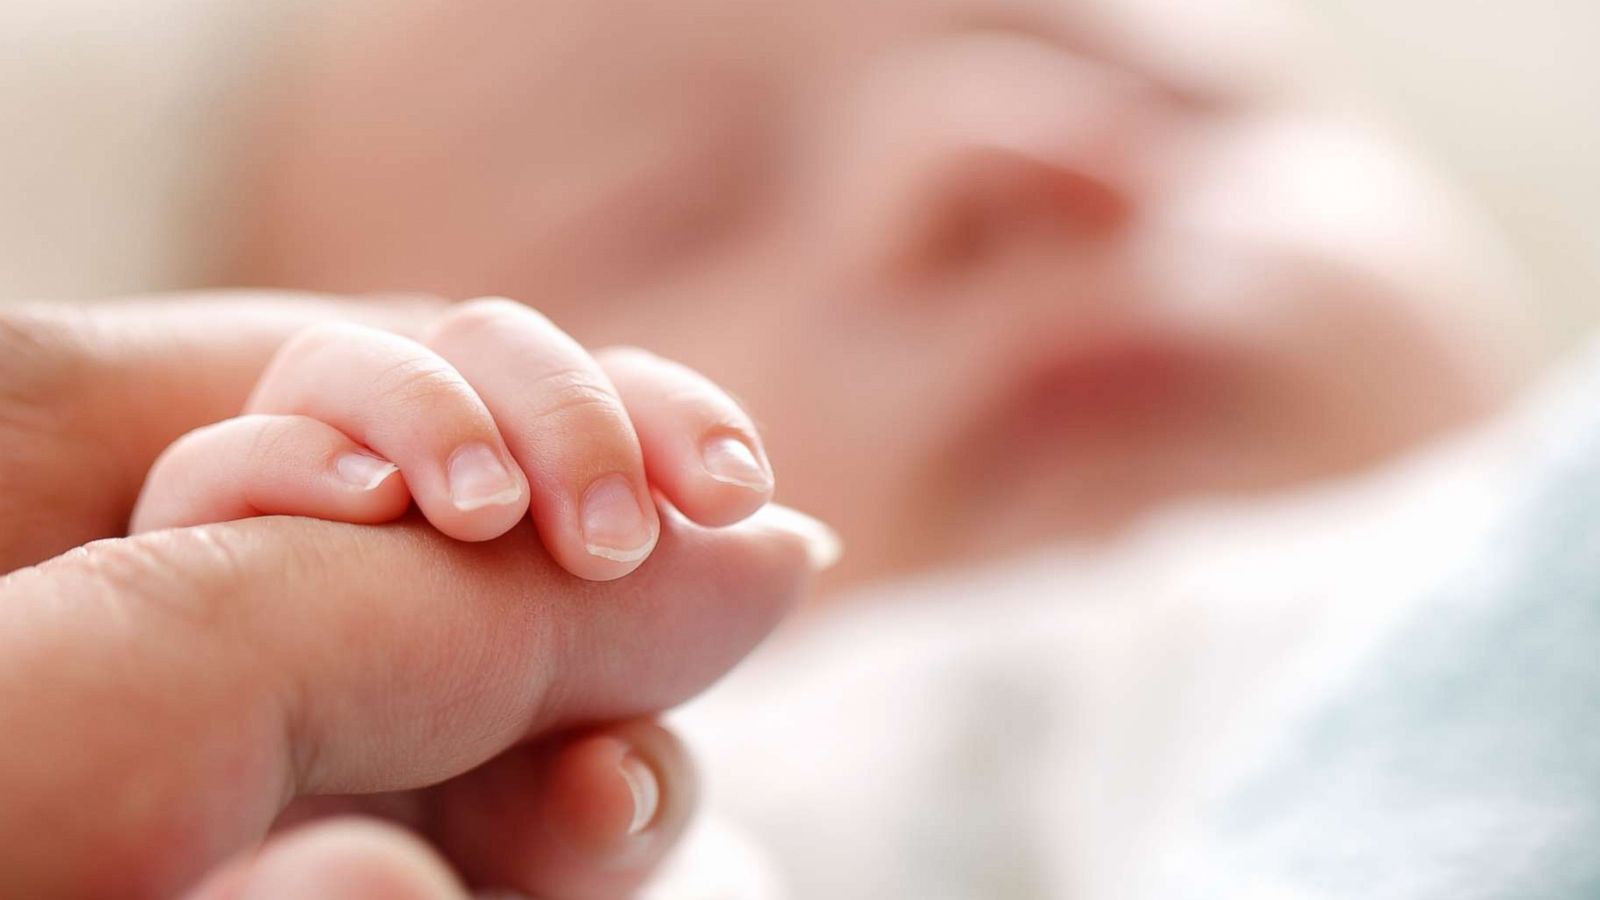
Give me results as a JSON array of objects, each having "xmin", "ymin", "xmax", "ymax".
[{"xmin": 819, "ymin": 33, "xmax": 1150, "ymax": 284}]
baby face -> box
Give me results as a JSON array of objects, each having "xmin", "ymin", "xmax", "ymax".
[{"xmin": 242, "ymin": 0, "xmax": 1526, "ymax": 583}]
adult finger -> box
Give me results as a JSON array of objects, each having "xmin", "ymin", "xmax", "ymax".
[
  {"xmin": 0, "ymin": 501, "xmax": 838, "ymax": 899},
  {"xmin": 430, "ymin": 720, "xmax": 696, "ymax": 900},
  {"xmin": 272, "ymin": 719, "xmax": 699, "ymax": 900},
  {"xmin": 185, "ymin": 818, "xmax": 467, "ymax": 900}
]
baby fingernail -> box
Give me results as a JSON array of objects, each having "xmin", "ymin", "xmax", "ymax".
[
  {"xmin": 335, "ymin": 452, "xmax": 399, "ymax": 490},
  {"xmin": 448, "ymin": 443, "xmax": 522, "ymax": 511},
  {"xmin": 582, "ymin": 474, "xmax": 655, "ymax": 563},
  {"xmin": 702, "ymin": 434, "xmax": 771, "ymax": 491},
  {"xmin": 618, "ymin": 752, "xmax": 660, "ymax": 836}
]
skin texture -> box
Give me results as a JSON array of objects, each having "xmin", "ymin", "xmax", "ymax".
[
  {"xmin": 0, "ymin": 0, "xmax": 1540, "ymax": 892},
  {"xmin": 238, "ymin": 0, "xmax": 1532, "ymax": 586},
  {"xmin": 0, "ymin": 295, "xmax": 830, "ymax": 899},
  {"xmin": 132, "ymin": 299, "xmax": 777, "ymax": 582}
]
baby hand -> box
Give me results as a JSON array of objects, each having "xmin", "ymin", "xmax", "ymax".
[{"xmin": 131, "ymin": 298, "xmax": 779, "ymax": 581}]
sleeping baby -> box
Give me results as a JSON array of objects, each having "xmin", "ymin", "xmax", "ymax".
[
  {"xmin": 229, "ymin": 0, "xmax": 1531, "ymax": 587},
  {"xmin": 109, "ymin": 0, "xmax": 1576, "ymax": 895}
]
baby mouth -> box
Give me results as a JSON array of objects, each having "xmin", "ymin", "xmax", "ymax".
[{"xmin": 1009, "ymin": 335, "xmax": 1228, "ymax": 439}]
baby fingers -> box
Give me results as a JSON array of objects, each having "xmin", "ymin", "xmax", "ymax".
[
  {"xmin": 423, "ymin": 299, "xmax": 659, "ymax": 582},
  {"xmin": 246, "ymin": 323, "xmax": 531, "ymax": 543},
  {"xmin": 131, "ymin": 414, "xmax": 411, "ymax": 534},
  {"xmin": 598, "ymin": 347, "xmax": 775, "ymax": 528},
  {"xmin": 148, "ymin": 299, "xmax": 781, "ymax": 584}
]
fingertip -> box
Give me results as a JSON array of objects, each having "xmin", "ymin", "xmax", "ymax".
[
  {"xmin": 541, "ymin": 735, "xmax": 652, "ymax": 858},
  {"xmin": 216, "ymin": 820, "xmax": 468, "ymax": 900},
  {"xmin": 668, "ymin": 432, "xmax": 776, "ymax": 528},
  {"xmin": 429, "ymin": 510, "xmax": 531, "ymax": 545},
  {"xmin": 537, "ymin": 727, "xmax": 684, "ymax": 860},
  {"xmin": 576, "ymin": 474, "xmax": 661, "ymax": 577},
  {"xmin": 326, "ymin": 451, "xmax": 412, "ymax": 523},
  {"xmin": 700, "ymin": 433, "xmax": 775, "ymax": 496},
  {"xmin": 429, "ymin": 722, "xmax": 694, "ymax": 900},
  {"xmin": 537, "ymin": 475, "xmax": 660, "ymax": 583},
  {"xmin": 134, "ymin": 416, "xmax": 419, "ymax": 534},
  {"xmin": 333, "ymin": 452, "xmax": 401, "ymax": 493},
  {"xmin": 735, "ymin": 502, "xmax": 844, "ymax": 573},
  {"xmin": 667, "ymin": 499, "xmax": 841, "ymax": 589},
  {"xmin": 577, "ymin": 720, "xmax": 695, "ymax": 855},
  {"xmin": 417, "ymin": 443, "xmax": 532, "ymax": 544},
  {"xmin": 251, "ymin": 322, "xmax": 533, "ymax": 546},
  {"xmin": 594, "ymin": 348, "xmax": 776, "ymax": 529}
]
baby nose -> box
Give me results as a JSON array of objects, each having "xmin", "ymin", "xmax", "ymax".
[{"xmin": 823, "ymin": 31, "xmax": 1158, "ymax": 282}]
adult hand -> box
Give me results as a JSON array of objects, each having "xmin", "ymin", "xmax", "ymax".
[{"xmin": 0, "ymin": 294, "xmax": 833, "ymax": 898}]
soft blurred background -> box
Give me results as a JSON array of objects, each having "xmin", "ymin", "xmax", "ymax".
[
  {"xmin": 1303, "ymin": 0, "xmax": 1600, "ymax": 349},
  {"xmin": 2, "ymin": 0, "xmax": 1596, "ymax": 351},
  {"xmin": 4, "ymin": 3, "xmax": 1600, "ymax": 897}
]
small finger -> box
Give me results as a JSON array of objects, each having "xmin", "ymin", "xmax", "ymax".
[
  {"xmin": 431, "ymin": 720, "xmax": 696, "ymax": 900},
  {"xmin": 424, "ymin": 299, "xmax": 658, "ymax": 581},
  {"xmin": 597, "ymin": 347, "xmax": 774, "ymax": 528},
  {"xmin": 248, "ymin": 322, "xmax": 530, "ymax": 542},
  {"xmin": 131, "ymin": 415, "xmax": 411, "ymax": 533}
]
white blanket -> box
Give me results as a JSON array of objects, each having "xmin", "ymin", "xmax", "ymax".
[{"xmin": 668, "ymin": 348, "xmax": 1600, "ymax": 899}]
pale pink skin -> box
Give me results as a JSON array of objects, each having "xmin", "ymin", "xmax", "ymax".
[
  {"xmin": 131, "ymin": 298, "xmax": 787, "ymax": 584},
  {"xmin": 0, "ymin": 294, "xmax": 833, "ymax": 899},
  {"xmin": 0, "ymin": 1, "xmax": 1539, "ymax": 894},
  {"xmin": 237, "ymin": 0, "xmax": 1529, "ymax": 585}
]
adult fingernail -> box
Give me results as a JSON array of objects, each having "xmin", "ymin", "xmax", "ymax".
[
  {"xmin": 448, "ymin": 443, "xmax": 522, "ymax": 511},
  {"xmin": 702, "ymin": 434, "xmax": 772, "ymax": 491},
  {"xmin": 582, "ymin": 475, "xmax": 656, "ymax": 563},
  {"xmin": 746, "ymin": 503, "xmax": 843, "ymax": 571},
  {"xmin": 618, "ymin": 752, "xmax": 660, "ymax": 836},
  {"xmin": 335, "ymin": 452, "xmax": 399, "ymax": 491}
]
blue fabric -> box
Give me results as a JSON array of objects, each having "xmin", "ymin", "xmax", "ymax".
[{"xmin": 1186, "ymin": 349, "xmax": 1600, "ymax": 899}]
